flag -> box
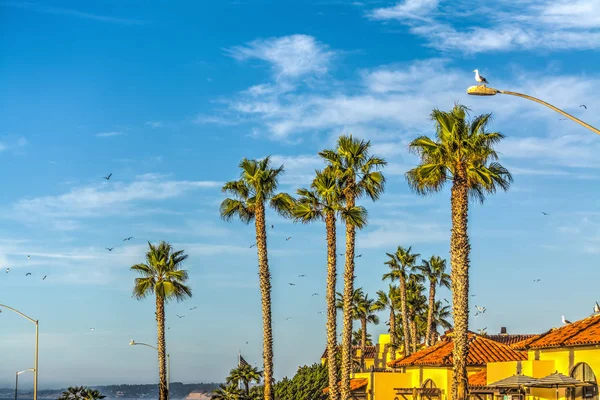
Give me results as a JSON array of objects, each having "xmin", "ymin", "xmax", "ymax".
[{"xmin": 239, "ymin": 354, "xmax": 250, "ymax": 368}]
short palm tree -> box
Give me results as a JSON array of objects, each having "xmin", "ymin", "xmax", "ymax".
[
  {"xmin": 220, "ymin": 157, "xmax": 295, "ymax": 400},
  {"xmin": 417, "ymin": 255, "xmax": 451, "ymax": 346},
  {"xmin": 211, "ymin": 384, "xmax": 243, "ymax": 400},
  {"xmin": 293, "ymin": 168, "xmax": 345, "ymax": 400},
  {"xmin": 373, "ymin": 285, "xmax": 400, "ymax": 360},
  {"xmin": 431, "ymin": 300, "xmax": 453, "ymax": 343},
  {"xmin": 321, "ymin": 135, "xmax": 386, "ymax": 398},
  {"xmin": 406, "ymin": 104, "xmax": 512, "ymax": 400},
  {"xmin": 58, "ymin": 387, "xmax": 106, "ymax": 400},
  {"xmin": 383, "ymin": 246, "xmax": 420, "ymax": 356},
  {"xmin": 227, "ymin": 364, "xmax": 263, "ymax": 395},
  {"xmin": 131, "ymin": 241, "xmax": 192, "ymax": 400},
  {"xmin": 351, "ymin": 328, "xmax": 373, "ymax": 346}
]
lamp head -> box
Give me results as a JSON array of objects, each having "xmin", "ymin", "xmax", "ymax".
[{"xmin": 129, "ymin": 339, "xmax": 135, "ymax": 346}]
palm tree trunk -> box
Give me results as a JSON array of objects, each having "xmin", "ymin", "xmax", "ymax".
[
  {"xmin": 389, "ymin": 308, "xmax": 397, "ymax": 360},
  {"xmin": 398, "ymin": 279, "xmax": 411, "ymax": 356},
  {"xmin": 254, "ymin": 201, "xmax": 274, "ymax": 400},
  {"xmin": 360, "ymin": 318, "xmax": 367, "ymax": 371},
  {"xmin": 410, "ymin": 318, "xmax": 417, "ymax": 354},
  {"xmin": 426, "ymin": 283, "xmax": 435, "ymax": 347},
  {"xmin": 155, "ymin": 295, "xmax": 168, "ymax": 400},
  {"xmin": 341, "ymin": 194, "xmax": 357, "ymax": 400},
  {"xmin": 325, "ymin": 212, "xmax": 340, "ymax": 400},
  {"xmin": 450, "ymin": 167, "xmax": 470, "ymax": 400}
]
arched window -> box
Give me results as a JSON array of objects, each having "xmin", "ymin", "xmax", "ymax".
[
  {"xmin": 422, "ymin": 379, "xmax": 437, "ymax": 388},
  {"xmin": 571, "ymin": 362, "xmax": 598, "ymax": 400}
]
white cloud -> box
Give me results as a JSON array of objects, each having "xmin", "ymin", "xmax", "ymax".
[
  {"xmin": 0, "ymin": 142, "xmax": 6, "ymax": 152},
  {"xmin": 96, "ymin": 131, "xmax": 123, "ymax": 137},
  {"xmin": 10, "ymin": 174, "xmax": 221, "ymax": 223},
  {"xmin": 226, "ymin": 34, "xmax": 335, "ymax": 80},
  {"xmin": 360, "ymin": 219, "xmax": 449, "ymax": 248},
  {"xmin": 270, "ymin": 154, "xmax": 324, "ymax": 184},
  {"xmin": 369, "ymin": 0, "xmax": 438, "ymax": 20},
  {"xmin": 144, "ymin": 121, "xmax": 163, "ymax": 128}
]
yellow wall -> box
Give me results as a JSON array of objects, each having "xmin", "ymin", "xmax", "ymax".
[
  {"xmin": 529, "ymin": 345, "xmax": 600, "ymax": 378},
  {"xmin": 487, "ymin": 361, "xmax": 555, "ymax": 385},
  {"xmin": 355, "ymin": 371, "xmax": 414, "ymax": 399}
]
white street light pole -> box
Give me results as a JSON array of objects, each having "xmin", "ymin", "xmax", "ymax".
[
  {"xmin": 129, "ymin": 340, "xmax": 171, "ymax": 398},
  {"xmin": 15, "ymin": 369, "xmax": 35, "ymax": 400},
  {"xmin": 0, "ymin": 304, "xmax": 39, "ymax": 400}
]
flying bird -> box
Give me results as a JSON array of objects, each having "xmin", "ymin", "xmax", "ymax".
[
  {"xmin": 106, "ymin": 247, "xmax": 114, "ymax": 252},
  {"xmin": 25, "ymin": 272, "xmax": 31, "ymax": 276},
  {"xmin": 533, "ymin": 279, "xmax": 541, "ymax": 282},
  {"xmin": 42, "ymin": 275, "xmax": 47, "ymax": 280},
  {"xmin": 443, "ymin": 298, "xmax": 449, "ymax": 303},
  {"xmin": 190, "ymin": 306, "xmax": 198, "ymax": 311},
  {"xmin": 298, "ymin": 274, "xmax": 306, "ymax": 277},
  {"xmin": 249, "ymin": 244, "xmax": 256, "ymax": 248},
  {"xmin": 5, "ymin": 268, "xmax": 9, "ymax": 273},
  {"xmin": 541, "ymin": 212, "xmax": 549, "ymax": 216},
  {"xmin": 562, "ymin": 315, "xmax": 571, "ymax": 324},
  {"xmin": 473, "ymin": 69, "xmax": 489, "ymax": 85},
  {"xmin": 271, "ymin": 224, "xmax": 274, "ymax": 229},
  {"xmin": 288, "ymin": 283, "xmax": 296, "ymax": 286},
  {"xmin": 475, "ymin": 305, "xmax": 486, "ymax": 313},
  {"xmin": 90, "ymin": 328, "xmax": 95, "ymax": 332},
  {"xmin": 594, "ymin": 302, "xmax": 600, "ymax": 314},
  {"xmin": 123, "ymin": 237, "xmax": 133, "ymax": 241},
  {"xmin": 285, "ymin": 317, "xmax": 292, "ymax": 321},
  {"xmin": 355, "ymin": 254, "xmax": 363, "ymax": 258},
  {"xmin": 312, "ymin": 293, "xmax": 319, "ymax": 296},
  {"xmin": 286, "ymin": 237, "xmax": 292, "ymax": 241},
  {"xmin": 580, "ymin": 104, "xmax": 587, "ymax": 109},
  {"xmin": 318, "ymin": 311, "xmax": 324, "ymax": 314},
  {"xmin": 27, "ymin": 255, "xmax": 31, "ymax": 259},
  {"xmin": 176, "ymin": 315, "xmax": 185, "ymax": 319},
  {"xmin": 103, "ymin": 173, "xmax": 112, "ymax": 180}
]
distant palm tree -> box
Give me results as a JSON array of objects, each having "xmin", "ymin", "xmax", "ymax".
[
  {"xmin": 431, "ymin": 300, "xmax": 453, "ymax": 344},
  {"xmin": 321, "ymin": 135, "xmax": 386, "ymax": 398},
  {"xmin": 131, "ymin": 241, "xmax": 192, "ymax": 400},
  {"xmin": 373, "ymin": 285, "xmax": 400, "ymax": 360},
  {"xmin": 406, "ymin": 104, "xmax": 512, "ymax": 400},
  {"xmin": 227, "ymin": 364, "xmax": 263, "ymax": 395},
  {"xmin": 406, "ymin": 274, "xmax": 427, "ymax": 353},
  {"xmin": 383, "ymin": 246, "xmax": 420, "ymax": 356},
  {"xmin": 352, "ymin": 329, "xmax": 373, "ymax": 346},
  {"xmin": 220, "ymin": 157, "xmax": 295, "ymax": 400},
  {"xmin": 417, "ymin": 256, "xmax": 451, "ymax": 346},
  {"xmin": 293, "ymin": 168, "xmax": 345, "ymax": 400},
  {"xmin": 58, "ymin": 387, "xmax": 105, "ymax": 400},
  {"xmin": 211, "ymin": 384, "xmax": 243, "ymax": 400}
]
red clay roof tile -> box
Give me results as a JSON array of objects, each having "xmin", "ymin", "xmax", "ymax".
[
  {"xmin": 516, "ymin": 314, "xmax": 600, "ymax": 349},
  {"xmin": 469, "ymin": 369, "xmax": 487, "ymax": 387}
]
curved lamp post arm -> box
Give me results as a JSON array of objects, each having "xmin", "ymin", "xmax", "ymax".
[
  {"xmin": 130, "ymin": 341, "xmax": 158, "ymax": 351},
  {"xmin": 466, "ymin": 86, "xmax": 600, "ymax": 136},
  {"xmin": 0, "ymin": 304, "xmax": 37, "ymax": 324}
]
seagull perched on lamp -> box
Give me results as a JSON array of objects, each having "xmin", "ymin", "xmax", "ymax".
[{"xmin": 473, "ymin": 69, "xmax": 489, "ymax": 86}]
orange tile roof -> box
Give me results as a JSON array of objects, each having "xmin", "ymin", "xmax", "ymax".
[
  {"xmin": 388, "ymin": 333, "xmax": 527, "ymax": 367},
  {"xmin": 513, "ymin": 314, "xmax": 600, "ymax": 349},
  {"xmin": 486, "ymin": 334, "xmax": 538, "ymax": 347},
  {"xmin": 469, "ymin": 369, "xmax": 487, "ymax": 387},
  {"xmin": 323, "ymin": 378, "xmax": 368, "ymax": 394},
  {"xmin": 321, "ymin": 345, "xmax": 377, "ymax": 360}
]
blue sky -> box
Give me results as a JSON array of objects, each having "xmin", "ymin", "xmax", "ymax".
[{"xmin": 1, "ymin": 0, "xmax": 600, "ymax": 388}]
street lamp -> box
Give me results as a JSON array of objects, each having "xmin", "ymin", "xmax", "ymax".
[
  {"xmin": 15, "ymin": 369, "xmax": 34, "ymax": 400},
  {"xmin": 0, "ymin": 304, "xmax": 39, "ymax": 400},
  {"xmin": 466, "ymin": 85, "xmax": 600, "ymax": 136},
  {"xmin": 129, "ymin": 340, "xmax": 171, "ymax": 398}
]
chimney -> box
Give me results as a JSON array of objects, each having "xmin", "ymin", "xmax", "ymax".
[{"xmin": 500, "ymin": 327, "xmax": 507, "ymax": 335}]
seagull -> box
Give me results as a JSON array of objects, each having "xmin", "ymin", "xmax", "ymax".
[
  {"xmin": 562, "ymin": 315, "xmax": 572, "ymax": 324},
  {"xmin": 443, "ymin": 298, "xmax": 449, "ymax": 304},
  {"xmin": 473, "ymin": 69, "xmax": 489, "ymax": 85},
  {"xmin": 318, "ymin": 311, "xmax": 324, "ymax": 314},
  {"xmin": 475, "ymin": 305, "xmax": 486, "ymax": 313},
  {"xmin": 106, "ymin": 247, "xmax": 114, "ymax": 252},
  {"xmin": 580, "ymin": 104, "xmax": 587, "ymax": 109},
  {"xmin": 190, "ymin": 306, "xmax": 198, "ymax": 311},
  {"xmin": 298, "ymin": 274, "xmax": 307, "ymax": 277},
  {"xmin": 249, "ymin": 244, "xmax": 256, "ymax": 248},
  {"xmin": 285, "ymin": 317, "xmax": 292, "ymax": 321},
  {"xmin": 271, "ymin": 224, "xmax": 274, "ymax": 229},
  {"xmin": 27, "ymin": 255, "xmax": 31, "ymax": 259},
  {"xmin": 355, "ymin": 254, "xmax": 363, "ymax": 258},
  {"xmin": 25, "ymin": 272, "xmax": 31, "ymax": 276},
  {"xmin": 103, "ymin": 173, "xmax": 112, "ymax": 180},
  {"xmin": 5, "ymin": 268, "xmax": 9, "ymax": 273},
  {"xmin": 471, "ymin": 294, "xmax": 476, "ymax": 297},
  {"xmin": 90, "ymin": 328, "xmax": 95, "ymax": 332},
  {"xmin": 288, "ymin": 283, "xmax": 296, "ymax": 286},
  {"xmin": 42, "ymin": 275, "xmax": 47, "ymax": 280},
  {"xmin": 559, "ymin": 118, "xmax": 567, "ymax": 121},
  {"xmin": 533, "ymin": 279, "xmax": 541, "ymax": 282},
  {"xmin": 123, "ymin": 237, "xmax": 133, "ymax": 241},
  {"xmin": 541, "ymin": 212, "xmax": 549, "ymax": 216},
  {"xmin": 477, "ymin": 328, "xmax": 488, "ymax": 335},
  {"xmin": 286, "ymin": 237, "xmax": 292, "ymax": 241},
  {"xmin": 176, "ymin": 315, "xmax": 185, "ymax": 319},
  {"xmin": 339, "ymin": 253, "xmax": 345, "ymax": 256},
  {"xmin": 594, "ymin": 302, "xmax": 600, "ymax": 314},
  {"xmin": 312, "ymin": 293, "xmax": 319, "ymax": 296}
]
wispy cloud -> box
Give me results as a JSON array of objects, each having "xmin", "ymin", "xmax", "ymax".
[
  {"xmin": 0, "ymin": 135, "xmax": 28, "ymax": 153},
  {"xmin": 144, "ymin": 121, "xmax": 163, "ymax": 128},
  {"xmin": 360, "ymin": 218, "xmax": 449, "ymax": 248},
  {"xmin": 367, "ymin": 0, "xmax": 600, "ymax": 53},
  {"xmin": 1, "ymin": 1, "xmax": 143, "ymax": 25},
  {"xmin": 96, "ymin": 131, "xmax": 123, "ymax": 137},
  {"xmin": 226, "ymin": 34, "xmax": 335, "ymax": 81}
]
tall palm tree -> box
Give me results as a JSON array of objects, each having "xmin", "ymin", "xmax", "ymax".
[
  {"xmin": 220, "ymin": 157, "xmax": 295, "ymax": 400},
  {"xmin": 227, "ymin": 364, "xmax": 263, "ymax": 395},
  {"xmin": 321, "ymin": 135, "xmax": 386, "ymax": 398},
  {"xmin": 406, "ymin": 273, "xmax": 426, "ymax": 353},
  {"xmin": 211, "ymin": 384, "xmax": 243, "ymax": 400},
  {"xmin": 417, "ymin": 256, "xmax": 451, "ymax": 346},
  {"xmin": 373, "ymin": 285, "xmax": 400, "ymax": 360},
  {"xmin": 293, "ymin": 168, "xmax": 345, "ymax": 400},
  {"xmin": 131, "ymin": 241, "xmax": 192, "ymax": 400},
  {"xmin": 382, "ymin": 246, "xmax": 420, "ymax": 356},
  {"xmin": 406, "ymin": 104, "xmax": 512, "ymax": 400}
]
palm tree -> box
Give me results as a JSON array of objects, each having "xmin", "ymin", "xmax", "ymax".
[
  {"xmin": 293, "ymin": 168, "xmax": 344, "ymax": 400},
  {"xmin": 406, "ymin": 104, "xmax": 512, "ymax": 400},
  {"xmin": 220, "ymin": 157, "xmax": 295, "ymax": 400},
  {"xmin": 431, "ymin": 300, "xmax": 453, "ymax": 343},
  {"xmin": 320, "ymin": 135, "xmax": 386, "ymax": 398},
  {"xmin": 405, "ymin": 273, "xmax": 426, "ymax": 353},
  {"xmin": 351, "ymin": 329, "xmax": 373, "ymax": 346},
  {"xmin": 373, "ymin": 285, "xmax": 400, "ymax": 360},
  {"xmin": 382, "ymin": 246, "xmax": 420, "ymax": 356},
  {"xmin": 417, "ymin": 256, "xmax": 451, "ymax": 346},
  {"xmin": 58, "ymin": 387, "xmax": 106, "ymax": 400},
  {"xmin": 211, "ymin": 384, "xmax": 243, "ymax": 400},
  {"xmin": 227, "ymin": 364, "xmax": 263, "ymax": 395},
  {"xmin": 131, "ymin": 241, "xmax": 192, "ymax": 400}
]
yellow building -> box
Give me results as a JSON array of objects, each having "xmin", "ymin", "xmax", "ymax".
[
  {"xmin": 320, "ymin": 334, "xmax": 400, "ymax": 371},
  {"xmin": 323, "ymin": 314, "xmax": 600, "ymax": 400}
]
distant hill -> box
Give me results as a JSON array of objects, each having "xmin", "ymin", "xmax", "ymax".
[{"xmin": 0, "ymin": 382, "xmax": 222, "ymax": 400}]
